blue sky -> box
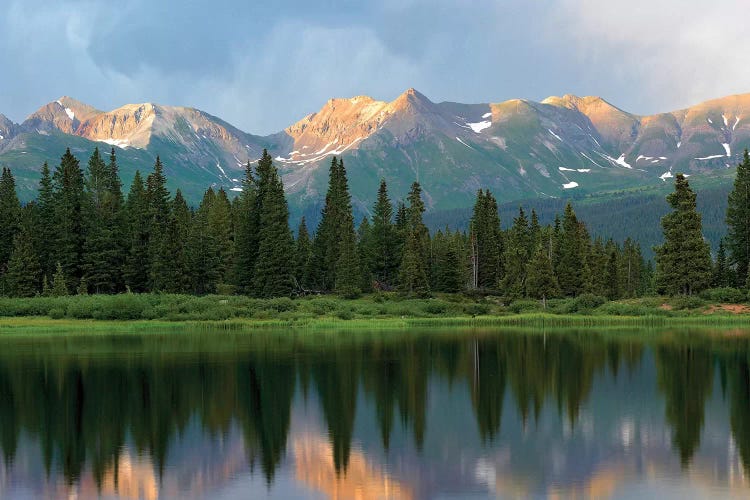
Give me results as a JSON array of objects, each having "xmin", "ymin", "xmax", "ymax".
[{"xmin": 2, "ymin": 0, "xmax": 748, "ymax": 134}]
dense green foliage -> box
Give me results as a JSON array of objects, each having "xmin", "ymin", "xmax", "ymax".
[
  {"xmin": 1, "ymin": 146, "xmax": 749, "ymax": 300},
  {"xmin": 655, "ymin": 174, "xmax": 713, "ymax": 295}
]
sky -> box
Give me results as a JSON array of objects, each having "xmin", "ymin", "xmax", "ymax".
[{"xmin": 2, "ymin": 0, "xmax": 749, "ymax": 135}]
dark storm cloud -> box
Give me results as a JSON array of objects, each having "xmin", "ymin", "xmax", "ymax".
[{"xmin": 1, "ymin": 0, "xmax": 748, "ymax": 134}]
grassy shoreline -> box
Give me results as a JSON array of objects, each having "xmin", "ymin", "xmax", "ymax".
[
  {"xmin": 3, "ymin": 312, "xmax": 750, "ymax": 337},
  {"xmin": 2, "ymin": 292, "xmax": 750, "ymax": 336}
]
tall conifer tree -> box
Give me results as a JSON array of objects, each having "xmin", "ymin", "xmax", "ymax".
[
  {"xmin": 726, "ymin": 150, "xmax": 750, "ymax": 285},
  {"xmin": 398, "ymin": 182, "xmax": 430, "ymax": 295},
  {"xmin": 123, "ymin": 171, "xmax": 150, "ymax": 292},
  {"xmin": 369, "ymin": 180, "xmax": 398, "ymax": 288},
  {"xmin": 253, "ymin": 150, "xmax": 295, "ymax": 297},
  {"xmin": 51, "ymin": 148, "xmax": 85, "ymax": 284},
  {"xmin": 146, "ymin": 156, "xmax": 173, "ymax": 291},
  {"xmin": 233, "ymin": 161, "xmax": 259, "ymax": 294},
  {"xmin": 470, "ymin": 190, "xmax": 502, "ymax": 289},
  {"xmin": 4, "ymin": 217, "xmax": 42, "ymax": 297},
  {"xmin": 655, "ymin": 174, "xmax": 713, "ymax": 295},
  {"xmin": 0, "ymin": 167, "xmax": 20, "ymax": 277},
  {"xmin": 37, "ymin": 162, "xmax": 55, "ymax": 278}
]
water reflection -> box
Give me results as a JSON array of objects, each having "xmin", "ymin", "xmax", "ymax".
[{"xmin": 0, "ymin": 329, "xmax": 748, "ymax": 498}]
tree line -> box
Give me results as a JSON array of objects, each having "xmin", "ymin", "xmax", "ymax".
[{"xmin": 2, "ymin": 145, "xmax": 749, "ymax": 299}]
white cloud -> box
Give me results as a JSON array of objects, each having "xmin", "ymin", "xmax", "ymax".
[{"xmin": 548, "ymin": 0, "xmax": 750, "ymax": 112}]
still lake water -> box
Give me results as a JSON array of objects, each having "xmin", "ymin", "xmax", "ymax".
[{"xmin": 0, "ymin": 327, "xmax": 749, "ymax": 499}]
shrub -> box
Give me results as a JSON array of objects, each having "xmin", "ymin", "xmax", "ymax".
[
  {"xmin": 463, "ymin": 303, "xmax": 490, "ymax": 316},
  {"xmin": 508, "ymin": 300, "xmax": 541, "ymax": 314},
  {"xmin": 48, "ymin": 308, "xmax": 66, "ymax": 319},
  {"xmin": 92, "ymin": 295, "xmax": 150, "ymax": 320},
  {"xmin": 422, "ymin": 302, "xmax": 447, "ymax": 315},
  {"xmin": 336, "ymin": 309, "xmax": 354, "ymax": 320},
  {"xmin": 699, "ymin": 287, "xmax": 746, "ymax": 303},
  {"xmin": 574, "ymin": 294, "xmax": 608, "ymax": 310},
  {"xmin": 670, "ymin": 296, "xmax": 706, "ymax": 310},
  {"xmin": 265, "ymin": 297, "xmax": 297, "ymax": 312},
  {"xmin": 66, "ymin": 300, "xmax": 95, "ymax": 319}
]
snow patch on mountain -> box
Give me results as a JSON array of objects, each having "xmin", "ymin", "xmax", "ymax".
[
  {"xmin": 734, "ymin": 117, "xmax": 741, "ymax": 130},
  {"xmin": 559, "ymin": 167, "xmax": 590, "ymax": 173},
  {"xmin": 599, "ymin": 153, "xmax": 632, "ymax": 169},
  {"xmin": 99, "ymin": 138, "xmax": 131, "ymax": 149},
  {"xmin": 722, "ymin": 143, "xmax": 731, "ymax": 157},
  {"xmin": 548, "ymin": 129, "xmax": 563, "ymax": 142},
  {"xmin": 456, "ymin": 137, "xmax": 474, "ymax": 149},
  {"xmin": 660, "ymin": 171, "xmax": 673, "ymax": 180},
  {"xmin": 314, "ymin": 141, "xmax": 336, "ymax": 155},
  {"xmin": 467, "ymin": 120, "xmax": 491, "ymax": 133},
  {"xmin": 482, "ymin": 112, "xmax": 492, "ymax": 119},
  {"xmin": 562, "ymin": 181, "xmax": 579, "ymax": 189},
  {"xmin": 216, "ymin": 162, "xmax": 229, "ymax": 179},
  {"xmin": 695, "ymin": 154, "xmax": 726, "ymax": 160}
]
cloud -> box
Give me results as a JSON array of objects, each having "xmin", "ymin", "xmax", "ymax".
[
  {"xmin": 548, "ymin": 0, "xmax": 750, "ymax": 113},
  {"xmin": 1, "ymin": 0, "xmax": 749, "ymax": 135}
]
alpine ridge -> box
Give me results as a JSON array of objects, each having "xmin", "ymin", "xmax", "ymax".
[{"xmin": 1, "ymin": 89, "xmax": 749, "ymax": 217}]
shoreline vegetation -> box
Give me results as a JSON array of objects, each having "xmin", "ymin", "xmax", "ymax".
[{"xmin": 3, "ymin": 293, "xmax": 750, "ymax": 336}]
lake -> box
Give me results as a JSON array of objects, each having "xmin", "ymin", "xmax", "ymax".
[{"xmin": 0, "ymin": 327, "xmax": 748, "ymax": 499}]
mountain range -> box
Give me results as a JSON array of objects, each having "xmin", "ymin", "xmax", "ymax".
[{"xmin": 1, "ymin": 89, "xmax": 748, "ymax": 218}]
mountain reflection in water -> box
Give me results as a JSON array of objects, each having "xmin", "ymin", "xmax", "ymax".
[{"xmin": 0, "ymin": 328, "xmax": 748, "ymax": 499}]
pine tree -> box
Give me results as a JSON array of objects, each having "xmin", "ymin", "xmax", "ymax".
[
  {"xmin": 4, "ymin": 224, "xmax": 42, "ymax": 297},
  {"xmin": 620, "ymin": 238, "xmax": 644, "ymax": 298},
  {"xmin": 556, "ymin": 203, "xmax": 586, "ymax": 296},
  {"xmin": 36, "ymin": 162, "xmax": 56, "ymax": 278},
  {"xmin": 51, "ymin": 148, "xmax": 85, "ymax": 285},
  {"xmin": 333, "ymin": 159, "xmax": 361, "ymax": 297},
  {"xmin": 233, "ymin": 161, "xmax": 259, "ymax": 294},
  {"xmin": 168, "ymin": 190, "xmax": 193, "ymax": 293},
  {"xmin": 81, "ymin": 148, "xmax": 121, "ymax": 293},
  {"xmin": 335, "ymin": 209, "xmax": 361, "ymax": 297},
  {"xmin": 655, "ymin": 174, "xmax": 713, "ymax": 295},
  {"xmin": 726, "ymin": 150, "xmax": 750, "ymax": 286},
  {"xmin": 209, "ymin": 188, "xmax": 234, "ymax": 284},
  {"xmin": 585, "ymin": 238, "xmax": 609, "ymax": 296},
  {"xmin": 146, "ymin": 156, "xmax": 173, "ymax": 291},
  {"xmin": 0, "ymin": 167, "xmax": 21, "ymax": 284},
  {"xmin": 500, "ymin": 207, "xmax": 530, "ymax": 297},
  {"xmin": 525, "ymin": 246, "xmax": 560, "ymax": 301},
  {"xmin": 470, "ymin": 190, "xmax": 502, "ymax": 289},
  {"xmin": 605, "ymin": 246, "xmax": 621, "ymax": 300},
  {"xmin": 713, "ymin": 239, "xmax": 733, "ymax": 288},
  {"xmin": 431, "ymin": 229, "xmax": 462, "ymax": 292},
  {"xmin": 398, "ymin": 230, "xmax": 430, "ymax": 296},
  {"xmin": 295, "ymin": 217, "xmax": 312, "ymax": 289},
  {"xmin": 51, "ymin": 262, "xmax": 68, "ymax": 297},
  {"xmin": 76, "ymin": 278, "xmax": 88, "ymax": 295},
  {"xmin": 187, "ymin": 191, "xmax": 221, "ymax": 295},
  {"xmin": 357, "ymin": 217, "xmax": 374, "ymax": 291},
  {"xmin": 394, "ymin": 201, "xmax": 408, "ymax": 278},
  {"xmin": 252, "ymin": 150, "xmax": 295, "ymax": 297},
  {"xmin": 369, "ymin": 180, "xmax": 398, "ymax": 289},
  {"xmin": 310, "ymin": 157, "xmax": 348, "ymax": 291},
  {"xmin": 122, "ymin": 171, "xmax": 150, "ymax": 292},
  {"xmin": 398, "ymin": 182, "xmax": 430, "ymax": 295}
]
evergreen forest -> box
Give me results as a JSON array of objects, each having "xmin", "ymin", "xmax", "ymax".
[{"xmin": 2, "ymin": 146, "xmax": 750, "ymax": 301}]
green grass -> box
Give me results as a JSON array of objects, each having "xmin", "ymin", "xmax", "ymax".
[{"xmin": 1, "ymin": 292, "xmax": 750, "ymax": 337}]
